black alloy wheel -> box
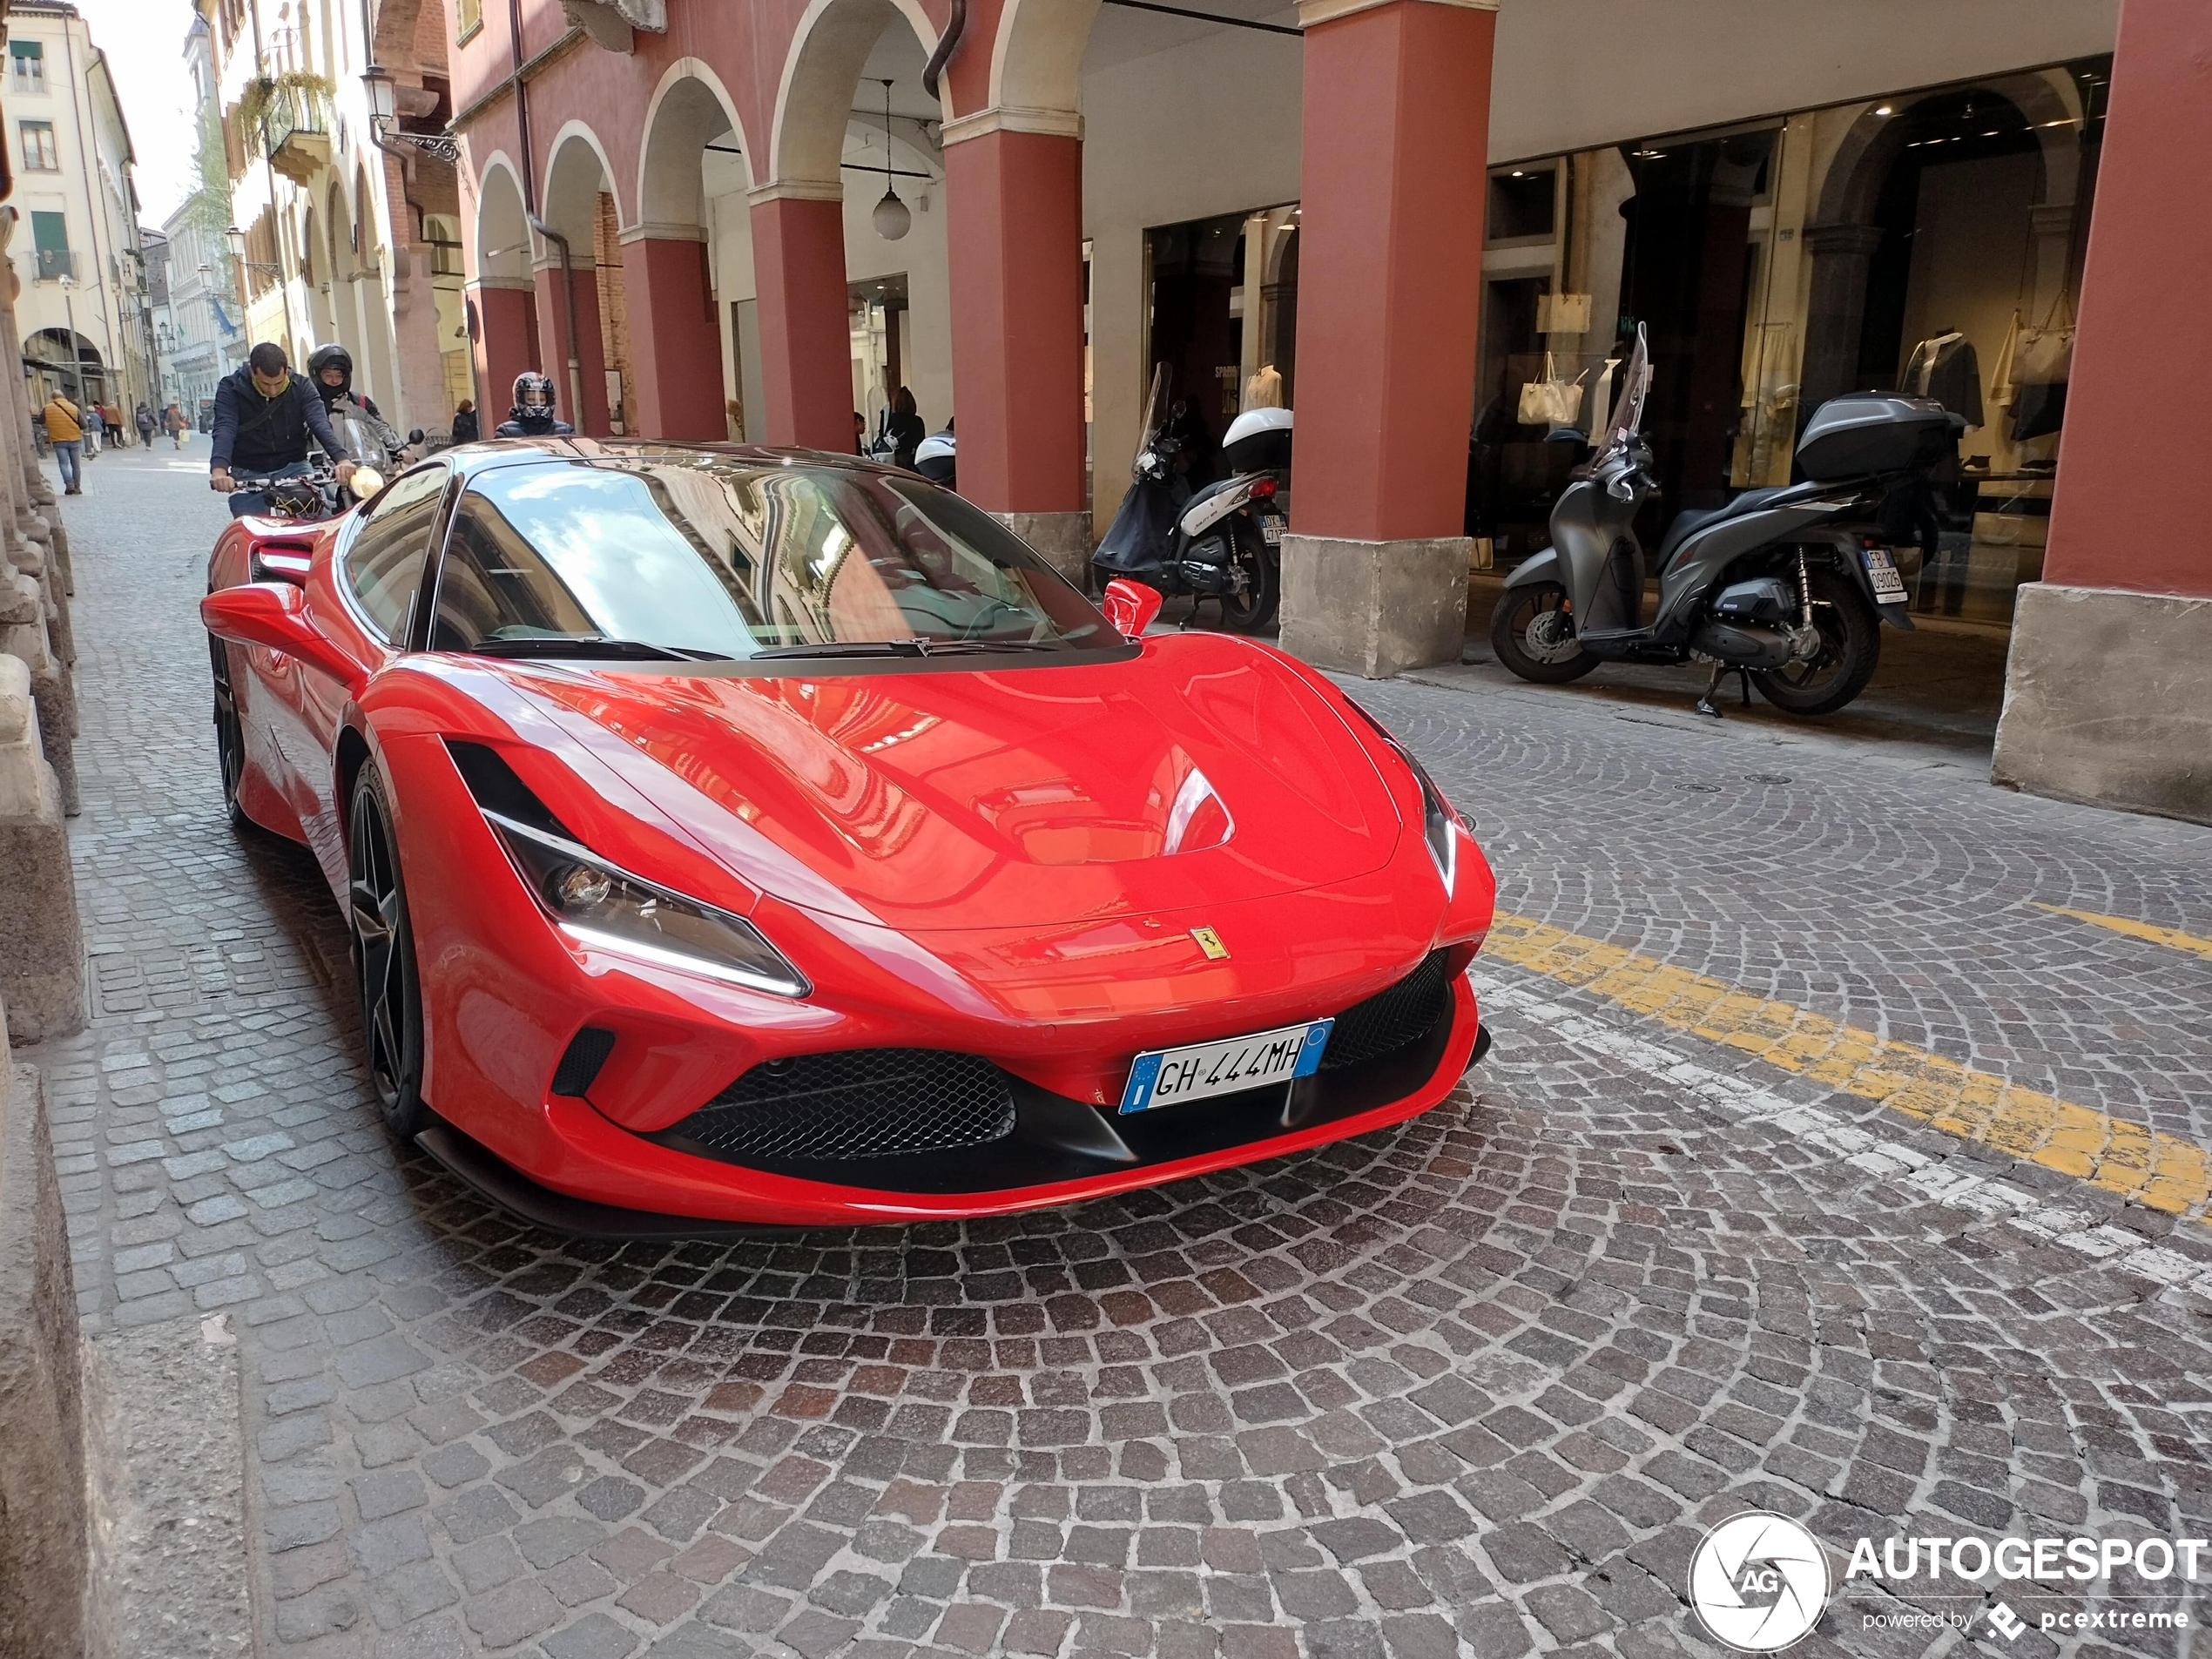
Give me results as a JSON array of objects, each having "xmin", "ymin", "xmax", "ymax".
[
  {"xmin": 1490, "ymin": 580, "xmax": 1601, "ymax": 683},
  {"xmin": 1751, "ymin": 565, "xmax": 1881, "ymax": 717},
  {"xmin": 208, "ymin": 633, "xmax": 252, "ymax": 832},
  {"xmin": 347, "ymin": 764, "xmax": 428, "ymax": 1137},
  {"xmin": 1214, "ymin": 516, "xmax": 1281, "ymax": 633}
]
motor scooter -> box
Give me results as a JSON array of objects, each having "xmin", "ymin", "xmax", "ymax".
[
  {"xmin": 1093, "ymin": 366, "xmax": 1291, "ymax": 632},
  {"xmin": 1490, "ymin": 324, "xmax": 1950, "ymax": 718}
]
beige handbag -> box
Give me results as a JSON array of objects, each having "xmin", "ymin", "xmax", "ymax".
[{"xmin": 1517, "ymin": 353, "xmax": 1588, "ymax": 428}]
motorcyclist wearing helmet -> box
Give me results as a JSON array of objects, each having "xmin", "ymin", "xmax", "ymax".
[
  {"xmin": 306, "ymin": 343, "xmax": 383, "ymax": 421},
  {"xmin": 496, "ymin": 373, "xmax": 575, "ymax": 437},
  {"xmin": 305, "ymin": 341, "xmax": 412, "ymax": 471}
]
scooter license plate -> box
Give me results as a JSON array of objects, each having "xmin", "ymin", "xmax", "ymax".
[
  {"xmin": 1118, "ymin": 1019, "xmax": 1332, "ymax": 1114},
  {"xmin": 1261, "ymin": 515, "xmax": 1286, "ymax": 546},
  {"xmin": 1864, "ymin": 546, "xmax": 1909, "ymax": 604}
]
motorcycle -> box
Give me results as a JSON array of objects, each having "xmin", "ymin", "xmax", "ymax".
[
  {"xmin": 233, "ymin": 401, "xmax": 421, "ymax": 523},
  {"xmin": 1490, "ymin": 323, "xmax": 1952, "ymax": 718},
  {"xmin": 1093, "ymin": 365, "xmax": 1291, "ymax": 632}
]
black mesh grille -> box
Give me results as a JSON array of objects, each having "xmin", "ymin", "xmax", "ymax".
[
  {"xmin": 674, "ymin": 1049, "xmax": 1016, "ymax": 1163},
  {"xmin": 551, "ymin": 1027, "xmax": 617, "ymax": 1097},
  {"xmin": 1321, "ymin": 951, "xmax": 1452, "ymax": 1071}
]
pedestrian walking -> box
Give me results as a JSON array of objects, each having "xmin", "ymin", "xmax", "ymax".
[
  {"xmin": 165, "ymin": 403, "xmax": 188, "ymax": 448},
  {"xmin": 136, "ymin": 402, "xmax": 156, "ymax": 446},
  {"xmin": 42, "ymin": 390, "xmax": 84, "ymax": 494},
  {"xmin": 81, "ymin": 400, "xmax": 103, "ymax": 457},
  {"xmin": 449, "ymin": 399, "xmax": 479, "ymax": 444}
]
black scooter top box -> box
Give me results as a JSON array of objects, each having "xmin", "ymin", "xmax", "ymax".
[{"xmin": 1796, "ymin": 395, "xmax": 1961, "ymax": 480}]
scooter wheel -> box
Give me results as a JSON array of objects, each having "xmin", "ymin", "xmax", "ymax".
[
  {"xmin": 1750, "ymin": 568, "xmax": 1880, "ymax": 716},
  {"xmin": 1215, "ymin": 519, "xmax": 1279, "ymax": 633},
  {"xmin": 1490, "ymin": 583, "xmax": 1600, "ymax": 683}
]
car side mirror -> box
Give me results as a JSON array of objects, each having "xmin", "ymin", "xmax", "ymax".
[
  {"xmin": 1102, "ymin": 578, "xmax": 1163, "ymax": 640},
  {"xmin": 408, "ymin": 428, "xmax": 425, "ymax": 445},
  {"xmin": 200, "ymin": 582, "xmax": 362, "ymax": 690}
]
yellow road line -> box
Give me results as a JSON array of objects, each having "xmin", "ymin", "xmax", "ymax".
[
  {"xmin": 1486, "ymin": 911, "xmax": 2212, "ymax": 1217},
  {"xmin": 2035, "ymin": 903, "xmax": 2212, "ymax": 964}
]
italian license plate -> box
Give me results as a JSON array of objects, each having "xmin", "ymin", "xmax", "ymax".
[
  {"xmin": 1260, "ymin": 515, "xmax": 1286, "ymax": 545},
  {"xmin": 1118, "ymin": 1019, "xmax": 1333, "ymax": 1114},
  {"xmin": 1865, "ymin": 546, "xmax": 1908, "ymax": 604}
]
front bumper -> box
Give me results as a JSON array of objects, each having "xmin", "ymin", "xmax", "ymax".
[{"xmin": 421, "ymin": 974, "xmax": 1485, "ymax": 1232}]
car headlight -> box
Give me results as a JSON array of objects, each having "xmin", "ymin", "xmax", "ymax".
[
  {"xmin": 483, "ymin": 810, "xmax": 810, "ymax": 996},
  {"xmin": 1344, "ymin": 702, "xmax": 1462, "ymax": 890}
]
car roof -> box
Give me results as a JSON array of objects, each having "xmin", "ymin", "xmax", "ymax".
[{"xmin": 439, "ymin": 436, "xmax": 902, "ymax": 488}]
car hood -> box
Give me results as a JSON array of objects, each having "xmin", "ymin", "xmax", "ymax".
[{"xmin": 502, "ymin": 636, "xmax": 1403, "ymax": 931}]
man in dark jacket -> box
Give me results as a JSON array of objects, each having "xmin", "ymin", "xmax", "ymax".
[
  {"xmin": 210, "ymin": 342, "xmax": 355, "ymax": 516},
  {"xmin": 494, "ymin": 373, "xmax": 574, "ymax": 438}
]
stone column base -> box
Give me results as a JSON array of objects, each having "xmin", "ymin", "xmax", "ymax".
[
  {"xmin": 1279, "ymin": 533, "xmax": 1471, "ymax": 678},
  {"xmin": 997, "ymin": 510, "xmax": 1094, "ymax": 591},
  {"xmin": 0, "ymin": 656, "xmax": 84, "ymax": 1037},
  {"xmin": 1993, "ymin": 583, "xmax": 2212, "ymax": 824}
]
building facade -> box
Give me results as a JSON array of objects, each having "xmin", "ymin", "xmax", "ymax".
[
  {"xmin": 5, "ymin": 0, "xmax": 153, "ymax": 421},
  {"xmin": 160, "ymin": 9, "xmax": 244, "ymax": 421},
  {"xmin": 205, "ymin": 0, "xmax": 469, "ymax": 442},
  {"xmin": 436, "ymin": 0, "xmax": 2200, "ymax": 824}
]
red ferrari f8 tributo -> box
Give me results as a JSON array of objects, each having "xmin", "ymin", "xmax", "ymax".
[{"xmin": 201, "ymin": 441, "xmax": 1496, "ymax": 1232}]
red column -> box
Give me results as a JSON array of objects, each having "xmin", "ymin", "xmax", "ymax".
[
  {"xmin": 533, "ymin": 263, "xmax": 611, "ymax": 435},
  {"xmin": 2039, "ymin": 0, "xmax": 2210, "ymax": 598},
  {"xmin": 470, "ymin": 284, "xmax": 538, "ymax": 427},
  {"xmin": 943, "ymin": 129, "xmax": 1086, "ymax": 516},
  {"xmin": 1990, "ymin": 0, "xmax": 2212, "ymax": 823},
  {"xmin": 1291, "ymin": 0, "xmax": 1492, "ymax": 542},
  {"xmin": 621, "ymin": 237, "xmax": 727, "ymax": 441},
  {"xmin": 749, "ymin": 194, "xmax": 853, "ymax": 450}
]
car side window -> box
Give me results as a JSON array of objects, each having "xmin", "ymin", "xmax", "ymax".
[
  {"xmin": 430, "ymin": 479, "xmax": 602, "ymax": 650},
  {"xmin": 342, "ymin": 464, "xmax": 449, "ymax": 643}
]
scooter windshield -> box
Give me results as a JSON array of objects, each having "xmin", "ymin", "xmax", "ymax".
[
  {"xmin": 1594, "ymin": 323, "xmax": 1652, "ymax": 462},
  {"xmin": 330, "ymin": 405, "xmax": 384, "ymax": 466},
  {"xmin": 1137, "ymin": 362, "xmax": 1171, "ymax": 452}
]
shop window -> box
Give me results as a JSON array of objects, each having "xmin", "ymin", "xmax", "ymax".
[
  {"xmin": 1487, "ymin": 170, "xmax": 1555, "ymax": 241},
  {"xmin": 19, "ymin": 119, "xmax": 57, "ymax": 172},
  {"xmin": 8, "ymin": 37, "xmax": 43, "ymax": 92}
]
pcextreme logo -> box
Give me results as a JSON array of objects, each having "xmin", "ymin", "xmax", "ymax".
[{"xmin": 1688, "ymin": 1512, "xmax": 1832, "ymax": 1651}]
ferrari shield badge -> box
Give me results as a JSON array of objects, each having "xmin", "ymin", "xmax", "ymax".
[{"xmin": 1190, "ymin": 926, "xmax": 1231, "ymax": 961}]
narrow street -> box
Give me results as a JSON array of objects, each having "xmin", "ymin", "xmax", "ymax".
[{"xmin": 30, "ymin": 442, "xmax": 2212, "ymax": 1657}]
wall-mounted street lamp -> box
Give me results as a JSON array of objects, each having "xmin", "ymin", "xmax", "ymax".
[
  {"xmin": 362, "ymin": 64, "xmax": 461, "ymax": 165},
  {"xmin": 224, "ymin": 226, "xmax": 284, "ymax": 277}
]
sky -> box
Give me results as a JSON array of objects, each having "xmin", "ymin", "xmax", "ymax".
[{"xmin": 73, "ymin": 0, "xmax": 204, "ymax": 226}]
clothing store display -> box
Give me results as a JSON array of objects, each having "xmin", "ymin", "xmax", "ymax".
[
  {"xmin": 1902, "ymin": 331, "xmax": 1984, "ymax": 428},
  {"xmin": 1242, "ymin": 365, "xmax": 1284, "ymax": 411}
]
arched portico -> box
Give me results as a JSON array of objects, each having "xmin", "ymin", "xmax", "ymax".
[
  {"xmin": 630, "ymin": 64, "xmax": 753, "ymax": 440},
  {"xmin": 752, "ymin": 0, "xmax": 945, "ymax": 450},
  {"xmin": 469, "ymin": 155, "xmax": 539, "ymax": 428},
  {"xmin": 537, "ymin": 125, "xmax": 624, "ymax": 433}
]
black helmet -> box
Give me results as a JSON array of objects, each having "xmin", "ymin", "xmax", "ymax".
[
  {"xmin": 510, "ymin": 372, "xmax": 558, "ymax": 421},
  {"xmin": 306, "ymin": 343, "xmax": 353, "ymax": 401}
]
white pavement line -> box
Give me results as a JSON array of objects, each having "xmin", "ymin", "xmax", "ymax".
[{"xmin": 1472, "ymin": 970, "xmax": 2212, "ymax": 1298}]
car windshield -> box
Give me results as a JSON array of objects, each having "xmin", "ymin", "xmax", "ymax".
[{"xmin": 430, "ymin": 456, "xmax": 1116, "ymax": 661}]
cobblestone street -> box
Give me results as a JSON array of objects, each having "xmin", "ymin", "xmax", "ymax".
[{"xmin": 30, "ymin": 442, "xmax": 2212, "ymax": 1658}]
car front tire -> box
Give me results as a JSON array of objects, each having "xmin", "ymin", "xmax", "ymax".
[{"xmin": 347, "ymin": 762, "xmax": 429, "ymax": 1138}]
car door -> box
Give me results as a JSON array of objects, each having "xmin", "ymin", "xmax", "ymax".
[{"xmin": 293, "ymin": 463, "xmax": 453, "ymax": 871}]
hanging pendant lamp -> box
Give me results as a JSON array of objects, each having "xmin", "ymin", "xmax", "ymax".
[{"xmin": 872, "ymin": 80, "xmax": 912, "ymax": 241}]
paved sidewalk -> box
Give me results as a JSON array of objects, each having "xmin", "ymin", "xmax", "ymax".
[{"xmin": 28, "ymin": 443, "xmax": 2212, "ymax": 1658}]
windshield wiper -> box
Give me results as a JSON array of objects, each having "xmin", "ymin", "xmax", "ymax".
[
  {"xmin": 470, "ymin": 637, "xmax": 734, "ymax": 662},
  {"xmin": 750, "ymin": 637, "xmax": 1072, "ymax": 661},
  {"xmin": 750, "ymin": 638, "xmax": 932, "ymax": 660}
]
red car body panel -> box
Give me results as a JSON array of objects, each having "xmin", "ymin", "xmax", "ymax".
[{"xmin": 201, "ymin": 451, "xmax": 1497, "ymax": 1230}]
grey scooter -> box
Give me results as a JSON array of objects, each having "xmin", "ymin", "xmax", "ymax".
[{"xmin": 1491, "ymin": 325, "xmax": 1953, "ymax": 718}]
